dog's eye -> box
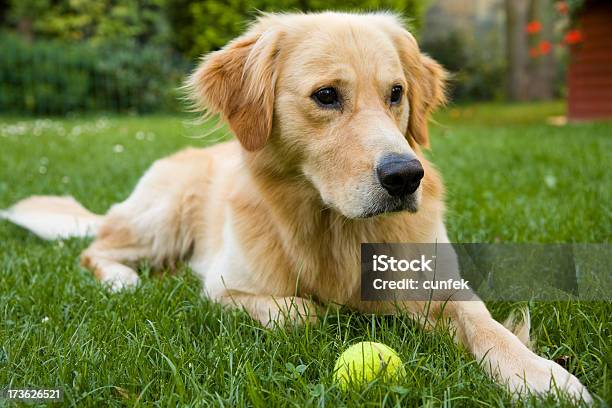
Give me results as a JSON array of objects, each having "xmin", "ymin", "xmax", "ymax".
[
  {"xmin": 390, "ymin": 85, "xmax": 403, "ymax": 105},
  {"xmin": 312, "ymin": 87, "xmax": 340, "ymax": 108}
]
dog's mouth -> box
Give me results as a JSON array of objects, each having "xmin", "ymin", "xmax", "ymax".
[
  {"xmin": 357, "ymin": 193, "xmax": 419, "ymax": 219},
  {"xmin": 308, "ymin": 171, "xmax": 421, "ymax": 220}
]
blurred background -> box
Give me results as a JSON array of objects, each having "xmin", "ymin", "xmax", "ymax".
[{"xmin": 0, "ymin": 0, "xmax": 610, "ymax": 120}]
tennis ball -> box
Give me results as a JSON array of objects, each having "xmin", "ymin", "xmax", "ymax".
[{"xmin": 333, "ymin": 342, "xmax": 405, "ymax": 390}]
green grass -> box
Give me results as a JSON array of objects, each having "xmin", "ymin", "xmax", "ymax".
[{"xmin": 0, "ymin": 102, "xmax": 610, "ymax": 406}]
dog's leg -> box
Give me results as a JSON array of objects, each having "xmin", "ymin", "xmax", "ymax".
[
  {"xmin": 80, "ymin": 220, "xmax": 150, "ymax": 291},
  {"xmin": 217, "ymin": 291, "xmax": 318, "ymax": 327},
  {"xmin": 417, "ymin": 300, "xmax": 592, "ymax": 403},
  {"xmin": 400, "ymin": 223, "xmax": 592, "ymax": 402}
]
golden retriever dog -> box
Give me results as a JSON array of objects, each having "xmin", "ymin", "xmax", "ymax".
[{"xmin": 2, "ymin": 12, "xmax": 591, "ymax": 403}]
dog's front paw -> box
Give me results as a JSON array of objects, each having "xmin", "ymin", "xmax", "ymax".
[
  {"xmin": 507, "ymin": 356, "xmax": 592, "ymax": 404},
  {"xmin": 99, "ymin": 264, "xmax": 140, "ymax": 292}
]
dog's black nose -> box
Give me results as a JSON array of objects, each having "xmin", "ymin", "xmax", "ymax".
[{"xmin": 376, "ymin": 154, "xmax": 424, "ymax": 197}]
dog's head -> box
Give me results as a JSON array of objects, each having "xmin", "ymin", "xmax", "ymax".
[{"xmin": 188, "ymin": 12, "xmax": 446, "ymax": 218}]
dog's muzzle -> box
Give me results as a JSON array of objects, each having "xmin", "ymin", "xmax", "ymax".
[{"xmin": 355, "ymin": 154, "xmax": 424, "ymax": 218}]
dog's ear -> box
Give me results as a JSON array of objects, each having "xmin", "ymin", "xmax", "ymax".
[
  {"xmin": 407, "ymin": 54, "xmax": 447, "ymax": 148},
  {"xmin": 186, "ymin": 29, "xmax": 281, "ymax": 151},
  {"xmin": 392, "ymin": 30, "xmax": 447, "ymax": 148}
]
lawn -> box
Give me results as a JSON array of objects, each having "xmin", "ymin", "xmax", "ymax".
[{"xmin": 0, "ymin": 102, "xmax": 610, "ymax": 406}]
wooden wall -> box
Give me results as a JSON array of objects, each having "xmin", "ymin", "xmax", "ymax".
[{"xmin": 567, "ymin": 0, "xmax": 612, "ymax": 120}]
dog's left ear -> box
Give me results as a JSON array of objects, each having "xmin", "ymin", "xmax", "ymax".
[
  {"xmin": 186, "ymin": 28, "xmax": 282, "ymax": 152},
  {"xmin": 407, "ymin": 54, "xmax": 447, "ymax": 148},
  {"xmin": 392, "ymin": 30, "xmax": 447, "ymax": 148}
]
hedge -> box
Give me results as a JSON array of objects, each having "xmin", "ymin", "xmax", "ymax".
[{"xmin": 0, "ymin": 33, "xmax": 189, "ymax": 115}]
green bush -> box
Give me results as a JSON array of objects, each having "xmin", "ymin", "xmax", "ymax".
[
  {"xmin": 421, "ymin": 32, "xmax": 505, "ymax": 102},
  {"xmin": 4, "ymin": 0, "xmax": 169, "ymax": 46},
  {"xmin": 0, "ymin": 33, "xmax": 188, "ymax": 114},
  {"xmin": 166, "ymin": 0, "xmax": 426, "ymax": 59}
]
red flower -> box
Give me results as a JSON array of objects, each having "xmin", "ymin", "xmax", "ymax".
[
  {"xmin": 555, "ymin": 1, "xmax": 569, "ymax": 14},
  {"xmin": 539, "ymin": 40, "xmax": 552, "ymax": 55},
  {"xmin": 529, "ymin": 47, "xmax": 540, "ymax": 58},
  {"xmin": 564, "ymin": 30, "xmax": 583, "ymax": 44},
  {"xmin": 525, "ymin": 20, "xmax": 542, "ymax": 34}
]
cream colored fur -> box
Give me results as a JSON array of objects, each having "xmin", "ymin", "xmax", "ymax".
[{"xmin": 2, "ymin": 12, "xmax": 591, "ymax": 404}]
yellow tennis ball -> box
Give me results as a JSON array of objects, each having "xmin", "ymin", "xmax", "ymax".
[{"xmin": 333, "ymin": 342, "xmax": 405, "ymax": 390}]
